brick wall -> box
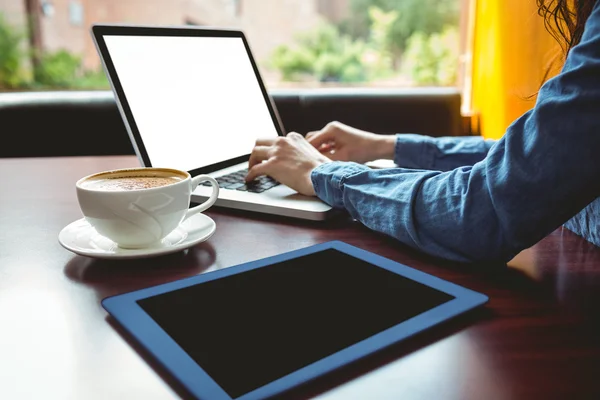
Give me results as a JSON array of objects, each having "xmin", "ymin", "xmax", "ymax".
[
  {"xmin": 79, "ymin": 0, "xmax": 238, "ymax": 69},
  {"xmin": 1, "ymin": 0, "xmax": 349, "ymax": 73},
  {"xmin": 39, "ymin": 0, "xmax": 88, "ymax": 61}
]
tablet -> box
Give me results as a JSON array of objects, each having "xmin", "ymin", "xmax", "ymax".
[{"xmin": 102, "ymin": 241, "xmax": 488, "ymax": 400}]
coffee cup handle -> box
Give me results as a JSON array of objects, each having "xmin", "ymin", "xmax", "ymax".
[{"xmin": 185, "ymin": 175, "xmax": 219, "ymax": 218}]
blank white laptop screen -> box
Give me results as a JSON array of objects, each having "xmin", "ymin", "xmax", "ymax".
[{"xmin": 103, "ymin": 35, "xmax": 280, "ymax": 172}]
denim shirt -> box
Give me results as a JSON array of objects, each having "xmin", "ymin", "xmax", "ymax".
[{"xmin": 311, "ymin": 2, "xmax": 600, "ymax": 263}]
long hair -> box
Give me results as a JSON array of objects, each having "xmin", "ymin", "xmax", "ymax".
[
  {"xmin": 537, "ymin": 0, "xmax": 597, "ymax": 58},
  {"xmin": 530, "ymin": 1, "xmax": 597, "ymax": 92}
]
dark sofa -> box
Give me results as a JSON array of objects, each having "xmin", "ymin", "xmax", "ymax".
[{"xmin": 0, "ymin": 88, "xmax": 467, "ymax": 158}]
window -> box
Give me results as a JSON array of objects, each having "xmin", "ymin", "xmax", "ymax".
[
  {"xmin": 0, "ymin": 0, "xmax": 465, "ymax": 92},
  {"xmin": 69, "ymin": 1, "xmax": 84, "ymax": 26},
  {"xmin": 232, "ymin": 0, "xmax": 242, "ymax": 17}
]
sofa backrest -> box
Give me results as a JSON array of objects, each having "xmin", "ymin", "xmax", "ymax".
[{"xmin": 0, "ymin": 88, "xmax": 464, "ymax": 158}]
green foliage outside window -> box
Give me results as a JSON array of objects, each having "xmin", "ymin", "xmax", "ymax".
[
  {"xmin": 31, "ymin": 50, "xmax": 108, "ymax": 89},
  {"xmin": 342, "ymin": 0, "xmax": 460, "ymax": 55},
  {"xmin": 2, "ymin": 0, "xmax": 461, "ymax": 90},
  {"xmin": 268, "ymin": 7, "xmax": 400, "ymax": 83},
  {"xmin": 0, "ymin": 12, "xmax": 108, "ymax": 90},
  {"xmin": 33, "ymin": 50, "xmax": 82, "ymax": 88},
  {"xmin": 268, "ymin": 1, "xmax": 461, "ymax": 86},
  {"xmin": 403, "ymin": 27, "xmax": 459, "ymax": 86},
  {"xmin": 269, "ymin": 23, "xmax": 367, "ymax": 83},
  {"xmin": 0, "ymin": 14, "xmax": 29, "ymax": 89}
]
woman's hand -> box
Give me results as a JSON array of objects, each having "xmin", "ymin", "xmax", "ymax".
[
  {"xmin": 306, "ymin": 121, "xmax": 396, "ymax": 163},
  {"xmin": 246, "ymin": 132, "xmax": 331, "ymax": 196}
]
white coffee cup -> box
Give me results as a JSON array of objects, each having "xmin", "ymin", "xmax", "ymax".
[{"xmin": 76, "ymin": 167, "xmax": 219, "ymax": 249}]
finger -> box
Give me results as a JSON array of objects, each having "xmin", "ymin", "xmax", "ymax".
[
  {"xmin": 305, "ymin": 130, "xmax": 319, "ymax": 140},
  {"xmin": 317, "ymin": 142, "xmax": 335, "ymax": 153},
  {"xmin": 246, "ymin": 159, "xmax": 274, "ymax": 182},
  {"xmin": 306, "ymin": 128, "xmax": 336, "ymax": 148},
  {"xmin": 248, "ymin": 146, "xmax": 271, "ymax": 169},
  {"xmin": 286, "ymin": 131, "xmax": 303, "ymax": 140},
  {"xmin": 326, "ymin": 149, "xmax": 344, "ymax": 161},
  {"xmin": 255, "ymin": 137, "xmax": 277, "ymax": 146}
]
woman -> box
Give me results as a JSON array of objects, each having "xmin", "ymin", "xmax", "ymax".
[{"xmin": 246, "ymin": 0, "xmax": 600, "ymax": 263}]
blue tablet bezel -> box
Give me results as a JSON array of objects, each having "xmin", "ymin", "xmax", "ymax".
[{"xmin": 102, "ymin": 240, "xmax": 488, "ymax": 400}]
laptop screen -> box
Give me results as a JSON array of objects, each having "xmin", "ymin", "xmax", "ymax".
[{"xmin": 103, "ymin": 34, "xmax": 280, "ymax": 172}]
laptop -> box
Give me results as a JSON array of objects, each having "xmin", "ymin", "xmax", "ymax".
[{"xmin": 91, "ymin": 24, "xmax": 334, "ymax": 221}]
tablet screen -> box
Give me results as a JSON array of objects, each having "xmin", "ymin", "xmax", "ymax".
[{"xmin": 138, "ymin": 249, "xmax": 455, "ymax": 398}]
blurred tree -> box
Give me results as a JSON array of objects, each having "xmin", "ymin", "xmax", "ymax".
[
  {"xmin": 0, "ymin": 13, "xmax": 29, "ymax": 89},
  {"xmin": 268, "ymin": 22, "xmax": 366, "ymax": 83},
  {"xmin": 0, "ymin": 12, "xmax": 109, "ymax": 91},
  {"xmin": 365, "ymin": 6, "xmax": 398, "ymax": 75},
  {"xmin": 32, "ymin": 49, "xmax": 109, "ymax": 89},
  {"xmin": 402, "ymin": 27, "xmax": 459, "ymax": 85},
  {"xmin": 339, "ymin": 0, "xmax": 460, "ymax": 56},
  {"xmin": 33, "ymin": 49, "xmax": 82, "ymax": 88}
]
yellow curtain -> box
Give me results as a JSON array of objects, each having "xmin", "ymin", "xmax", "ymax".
[{"xmin": 470, "ymin": 0, "xmax": 561, "ymax": 139}]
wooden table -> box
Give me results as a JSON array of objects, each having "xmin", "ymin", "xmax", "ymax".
[{"xmin": 1, "ymin": 156, "xmax": 600, "ymax": 400}]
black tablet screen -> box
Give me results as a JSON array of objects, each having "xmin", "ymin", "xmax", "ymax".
[{"xmin": 138, "ymin": 249, "xmax": 454, "ymax": 398}]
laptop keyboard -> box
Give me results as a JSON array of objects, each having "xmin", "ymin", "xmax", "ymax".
[{"xmin": 200, "ymin": 168, "xmax": 280, "ymax": 193}]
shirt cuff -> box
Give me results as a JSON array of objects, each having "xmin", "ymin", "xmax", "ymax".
[
  {"xmin": 394, "ymin": 134, "xmax": 436, "ymax": 170},
  {"xmin": 310, "ymin": 161, "xmax": 370, "ymax": 208}
]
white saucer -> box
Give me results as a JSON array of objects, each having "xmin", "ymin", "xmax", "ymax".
[{"xmin": 58, "ymin": 213, "xmax": 216, "ymax": 260}]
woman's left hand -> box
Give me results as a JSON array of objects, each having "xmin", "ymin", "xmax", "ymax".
[{"xmin": 246, "ymin": 132, "xmax": 331, "ymax": 196}]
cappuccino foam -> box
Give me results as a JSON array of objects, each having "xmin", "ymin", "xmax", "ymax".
[{"xmin": 83, "ymin": 175, "xmax": 182, "ymax": 191}]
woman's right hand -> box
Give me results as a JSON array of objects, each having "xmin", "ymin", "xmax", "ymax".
[{"xmin": 305, "ymin": 121, "xmax": 396, "ymax": 163}]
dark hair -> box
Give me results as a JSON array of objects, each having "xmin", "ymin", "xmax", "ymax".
[
  {"xmin": 528, "ymin": 1, "xmax": 597, "ymax": 93},
  {"xmin": 537, "ymin": 0, "xmax": 597, "ymax": 58}
]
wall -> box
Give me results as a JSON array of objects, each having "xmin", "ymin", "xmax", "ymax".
[
  {"xmin": 1, "ymin": 0, "xmax": 345, "ymax": 72},
  {"xmin": 41, "ymin": 0, "xmax": 238, "ymax": 70},
  {"xmin": 470, "ymin": 0, "xmax": 561, "ymax": 139},
  {"xmin": 239, "ymin": 0, "xmax": 322, "ymax": 64},
  {"xmin": 0, "ymin": 0, "xmax": 26, "ymax": 26},
  {"xmin": 40, "ymin": 0, "xmax": 88, "ymax": 63}
]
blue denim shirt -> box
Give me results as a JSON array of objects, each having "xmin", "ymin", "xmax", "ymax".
[{"xmin": 311, "ymin": 2, "xmax": 600, "ymax": 263}]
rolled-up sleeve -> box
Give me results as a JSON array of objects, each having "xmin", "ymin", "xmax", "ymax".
[{"xmin": 394, "ymin": 134, "xmax": 495, "ymax": 171}]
